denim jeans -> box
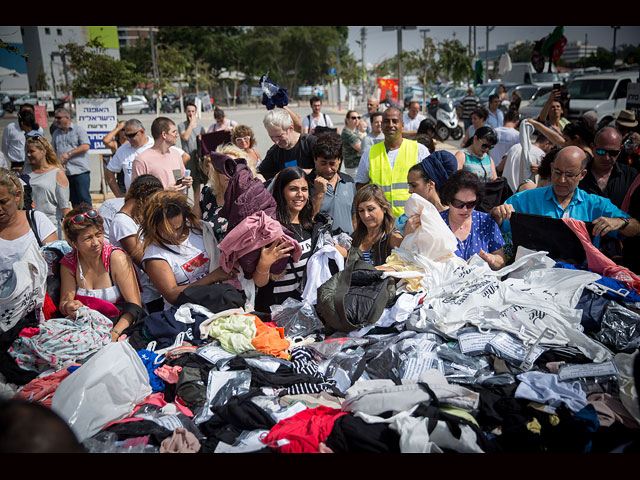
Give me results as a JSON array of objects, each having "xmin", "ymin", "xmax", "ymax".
[{"xmin": 68, "ymin": 171, "xmax": 92, "ymax": 207}]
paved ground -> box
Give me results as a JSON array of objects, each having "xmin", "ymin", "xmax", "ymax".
[{"xmin": 1, "ymin": 102, "xmax": 463, "ymax": 207}]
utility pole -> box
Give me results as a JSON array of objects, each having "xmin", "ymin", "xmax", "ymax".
[
  {"xmin": 382, "ymin": 26, "xmax": 416, "ymax": 109},
  {"xmin": 149, "ymin": 27, "xmax": 160, "ymax": 116},
  {"xmin": 612, "ymin": 26, "xmax": 621, "ymax": 63},
  {"xmin": 358, "ymin": 27, "xmax": 367, "ymax": 103},
  {"xmin": 485, "ymin": 26, "xmax": 495, "ymax": 84},
  {"xmin": 468, "ymin": 26, "xmax": 472, "ymax": 56}
]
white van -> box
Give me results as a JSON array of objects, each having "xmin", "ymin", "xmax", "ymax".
[
  {"xmin": 501, "ymin": 62, "xmax": 561, "ymax": 87},
  {"xmin": 565, "ymin": 71, "xmax": 639, "ymax": 125}
]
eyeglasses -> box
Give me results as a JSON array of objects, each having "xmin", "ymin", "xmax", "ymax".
[
  {"xmin": 552, "ymin": 168, "xmax": 581, "ymax": 179},
  {"xmin": 480, "ymin": 143, "xmax": 494, "ymax": 150},
  {"xmin": 235, "ymin": 136, "xmax": 251, "ymax": 145},
  {"xmin": 450, "ymin": 198, "xmax": 477, "ymax": 210},
  {"xmin": 124, "ymin": 130, "xmax": 141, "ymax": 139},
  {"xmin": 349, "ymin": 116, "xmax": 361, "ymax": 120},
  {"xmin": 70, "ymin": 209, "xmax": 100, "ymax": 225},
  {"xmin": 595, "ymin": 148, "xmax": 621, "ymax": 157}
]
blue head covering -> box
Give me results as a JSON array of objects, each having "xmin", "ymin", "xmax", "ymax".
[{"xmin": 420, "ymin": 151, "xmax": 458, "ymax": 190}]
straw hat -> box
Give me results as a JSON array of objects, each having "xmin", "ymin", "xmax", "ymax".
[{"xmin": 616, "ymin": 109, "xmax": 638, "ymax": 128}]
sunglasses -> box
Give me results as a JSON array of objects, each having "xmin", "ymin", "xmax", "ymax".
[
  {"xmin": 124, "ymin": 130, "xmax": 141, "ymax": 139},
  {"xmin": 595, "ymin": 148, "xmax": 621, "ymax": 157},
  {"xmin": 480, "ymin": 143, "xmax": 494, "ymax": 150},
  {"xmin": 235, "ymin": 136, "xmax": 251, "ymax": 145},
  {"xmin": 350, "ymin": 116, "xmax": 361, "ymax": 120},
  {"xmin": 70, "ymin": 209, "xmax": 100, "ymax": 225},
  {"xmin": 450, "ymin": 198, "xmax": 477, "ymax": 210}
]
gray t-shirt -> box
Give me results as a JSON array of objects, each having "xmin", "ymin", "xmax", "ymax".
[
  {"xmin": 178, "ymin": 120, "xmax": 206, "ymax": 156},
  {"xmin": 51, "ymin": 123, "xmax": 91, "ymax": 175}
]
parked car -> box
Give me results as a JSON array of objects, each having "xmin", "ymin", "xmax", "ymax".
[
  {"xmin": 565, "ymin": 71, "xmax": 639, "ymax": 126},
  {"xmin": 13, "ymin": 92, "xmax": 65, "ymax": 114},
  {"xmin": 117, "ymin": 95, "xmax": 150, "ymax": 115}
]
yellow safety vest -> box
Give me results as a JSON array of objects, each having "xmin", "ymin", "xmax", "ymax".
[{"xmin": 368, "ymin": 139, "xmax": 417, "ymax": 218}]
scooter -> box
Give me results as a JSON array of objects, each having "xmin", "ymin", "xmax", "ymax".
[{"xmin": 427, "ymin": 96, "xmax": 463, "ymax": 142}]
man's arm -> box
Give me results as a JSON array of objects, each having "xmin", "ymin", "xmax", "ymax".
[
  {"xmin": 283, "ymin": 106, "xmax": 303, "ymax": 133},
  {"xmin": 592, "ymin": 216, "xmax": 640, "ymax": 238},
  {"xmin": 60, "ymin": 143, "xmax": 90, "ymax": 165},
  {"xmin": 105, "ymin": 169, "xmax": 124, "ymax": 198}
]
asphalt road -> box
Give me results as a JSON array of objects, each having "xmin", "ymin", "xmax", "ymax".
[{"xmin": 1, "ymin": 102, "xmax": 462, "ymax": 205}]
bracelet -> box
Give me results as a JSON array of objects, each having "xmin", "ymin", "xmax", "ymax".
[
  {"xmin": 111, "ymin": 329, "xmax": 122, "ymax": 337},
  {"xmin": 256, "ymin": 266, "xmax": 270, "ymax": 275},
  {"xmin": 60, "ymin": 301, "xmax": 68, "ymax": 314}
]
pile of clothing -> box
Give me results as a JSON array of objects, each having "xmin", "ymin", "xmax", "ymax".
[{"xmin": 1, "ymin": 196, "xmax": 639, "ymax": 454}]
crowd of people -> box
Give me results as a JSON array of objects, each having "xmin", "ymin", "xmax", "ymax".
[{"xmin": 1, "ymin": 88, "xmax": 640, "ymax": 454}]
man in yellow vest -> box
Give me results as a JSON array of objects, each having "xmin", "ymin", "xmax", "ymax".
[{"xmin": 354, "ymin": 107, "xmax": 431, "ymax": 218}]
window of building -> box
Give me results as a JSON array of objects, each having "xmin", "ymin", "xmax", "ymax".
[
  {"xmin": 57, "ymin": 29, "xmax": 62, "ymax": 36},
  {"xmin": 45, "ymin": 28, "xmax": 51, "ymax": 35}
]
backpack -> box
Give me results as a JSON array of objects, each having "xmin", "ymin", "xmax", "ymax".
[{"xmin": 315, "ymin": 247, "xmax": 396, "ymax": 335}]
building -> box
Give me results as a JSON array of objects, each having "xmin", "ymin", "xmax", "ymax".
[
  {"xmin": 0, "ymin": 26, "xmax": 120, "ymax": 99},
  {"xmin": 117, "ymin": 27, "xmax": 158, "ymax": 48},
  {"xmin": 561, "ymin": 41, "xmax": 599, "ymax": 64}
]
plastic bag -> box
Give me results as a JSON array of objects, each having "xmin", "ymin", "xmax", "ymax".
[
  {"xmin": 194, "ymin": 369, "xmax": 252, "ymax": 424},
  {"xmin": 0, "ymin": 240, "xmax": 47, "ymax": 333},
  {"xmin": 270, "ymin": 297, "xmax": 324, "ymax": 339},
  {"xmin": 593, "ymin": 302, "xmax": 640, "ymax": 353},
  {"xmin": 51, "ymin": 341, "xmax": 152, "ymax": 442}
]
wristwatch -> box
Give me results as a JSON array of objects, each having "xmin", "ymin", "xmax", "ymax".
[{"xmin": 619, "ymin": 217, "xmax": 630, "ymax": 230}]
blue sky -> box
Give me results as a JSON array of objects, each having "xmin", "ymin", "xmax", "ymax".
[{"xmin": 347, "ymin": 26, "xmax": 640, "ymax": 65}]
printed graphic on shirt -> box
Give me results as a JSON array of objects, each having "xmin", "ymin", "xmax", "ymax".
[{"xmin": 181, "ymin": 252, "xmax": 209, "ymax": 280}]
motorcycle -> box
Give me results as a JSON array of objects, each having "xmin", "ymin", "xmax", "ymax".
[{"xmin": 426, "ymin": 96, "xmax": 463, "ymax": 142}]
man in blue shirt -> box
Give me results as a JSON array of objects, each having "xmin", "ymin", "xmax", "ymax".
[
  {"xmin": 486, "ymin": 94, "xmax": 504, "ymax": 129},
  {"xmin": 490, "ymin": 146, "xmax": 639, "ymax": 240}
]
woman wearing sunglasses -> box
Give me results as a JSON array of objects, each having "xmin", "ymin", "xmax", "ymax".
[
  {"xmin": 231, "ymin": 125, "xmax": 262, "ymax": 171},
  {"xmin": 0, "ymin": 168, "xmax": 58, "ymax": 272},
  {"xmin": 439, "ymin": 170, "xmax": 506, "ymax": 270},
  {"xmin": 59, "ymin": 204, "xmax": 142, "ymax": 341},
  {"xmin": 25, "ymin": 136, "xmax": 70, "ymax": 238},
  {"xmin": 341, "ymin": 110, "xmax": 363, "ymax": 173},
  {"xmin": 455, "ymin": 126, "xmax": 499, "ymax": 182}
]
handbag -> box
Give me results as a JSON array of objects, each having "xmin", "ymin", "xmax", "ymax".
[{"xmin": 316, "ymin": 248, "xmax": 396, "ymax": 334}]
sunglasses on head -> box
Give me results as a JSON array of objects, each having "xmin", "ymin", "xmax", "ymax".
[
  {"xmin": 595, "ymin": 148, "xmax": 621, "ymax": 157},
  {"xmin": 450, "ymin": 198, "xmax": 477, "ymax": 210},
  {"xmin": 70, "ymin": 209, "xmax": 100, "ymax": 225}
]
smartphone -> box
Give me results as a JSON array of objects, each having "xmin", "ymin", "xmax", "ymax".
[
  {"xmin": 553, "ymin": 83, "xmax": 561, "ymax": 91},
  {"xmin": 176, "ymin": 178, "xmax": 183, "ymax": 185}
]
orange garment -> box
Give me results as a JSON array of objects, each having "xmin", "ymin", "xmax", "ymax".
[
  {"xmin": 15, "ymin": 364, "xmax": 81, "ymax": 407},
  {"xmin": 249, "ymin": 314, "xmax": 291, "ymax": 360}
]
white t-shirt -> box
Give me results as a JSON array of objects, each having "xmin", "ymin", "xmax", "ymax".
[
  {"xmin": 98, "ymin": 197, "xmax": 126, "ymax": 244},
  {"xmin": 490, "ymin": 127, "xmax": 520, "ymax": 166},
  {"xmin": 354, "ymin": 141, "xmax": 430, "ymax": 184},
  {"xmin": 302, "ymin": 113, "xmax": 334, "ymax": 132},
  {"xmin": 107, "ymin": 137, "xmax": 154, "ymax": 190},
  {"xmin": 109, "ymin": 211, "xmax": 160, "ymax": 305},
  {"xmin": 0, "ymin": 210, "xmax": 56, "ymax": 272},
  {"xmin": 142, "ymin": 230, "xmax": 210, "ymax": 307},
  {"xmin": 503, "ymin": 143, "xmax": 546, "ymax": 193},
  {"xmin": 402, "ymin": 113, "xmax": 426, "ymax": 132}
]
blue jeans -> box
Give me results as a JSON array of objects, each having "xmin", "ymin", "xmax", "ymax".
[{"xmin": 68, "ymin": 172, "xmax": 92, "ymax": 207}]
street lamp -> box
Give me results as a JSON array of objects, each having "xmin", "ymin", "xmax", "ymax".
[{"xmin": 382, "ymin": 26, "xmax": 416, "ymax": 108}]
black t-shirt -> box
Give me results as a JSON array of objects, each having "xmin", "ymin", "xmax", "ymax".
[
  {"xmin": 258, "ymin": 134, "xmax": 317, "ymax": 181},
  {"xmin": 578, "ymin": 160, "xmax": 639, "ymax": 209}
]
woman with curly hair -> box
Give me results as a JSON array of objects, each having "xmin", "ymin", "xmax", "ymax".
[
  {"xmin": 231, "ymin": 124, "xmax": 262, "ymax": 170},
  {"xmin": 351, "ymin": 183, "xmax": 403, "ymax": 266},
  {"xmin": 140, "ymin": 190, "xmax": 234, "ymax": 308}
]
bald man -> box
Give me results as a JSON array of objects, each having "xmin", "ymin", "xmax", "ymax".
[
  {"xmin": 579, "ymin": 126, "xmax": 638, "ymax": 209},
  {"xmin": 490, "ymin": 145, "xmax": 639, "ymax": 240}
]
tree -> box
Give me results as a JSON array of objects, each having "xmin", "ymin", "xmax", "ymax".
[
  {"xmin": 583, "ymin": 47, "xmax": 615, "ymax": 70},
  {"xmin": 60, "ymin": 38, "xmax": 144, "ymax": 98}
]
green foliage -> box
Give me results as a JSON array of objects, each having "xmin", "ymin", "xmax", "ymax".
[
  {"xmin": 583, "ymin": 47, "xmax": 615, "ymax": 70},
  {"xmin": 60, "ymin": 38, "xmax": 144, "ymax": 98}
]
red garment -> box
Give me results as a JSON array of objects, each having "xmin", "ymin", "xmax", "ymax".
[
  {"xmin": 60, "ymin": 241, "xmax": 121, "ymax": 275},
  {"xmin": 562, "ymin": 217, "xmax": 640, "ymax": 293},
  {"xmin": 42, "ymin": 293, "xmax": 58, "ymax": 320},
  {"xmin": 18, "ymin": 327, "xmax": 40, "ymax": 338},
  {"xmin": 14, "ymin": 364, "xmax": 80, "ymax": 407},
  {"xmin": 622, "ymin": 174, "xmax": 640, "ymax": 213},
  {"xmin": 261, "ymin": 406, "xmax": 347, "ymax": 453}
]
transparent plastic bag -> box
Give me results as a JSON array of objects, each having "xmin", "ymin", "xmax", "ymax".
[
  {"xmin": 83, "ymin": 431, "xmax": 157, "ymax": 453},
  {"xmin": 194, "ymin": 369, "xmax": 252, "ymax": 424},
  {"xmin": 270, "ymin": 297, "xmax": 324, "ymax": 339}
]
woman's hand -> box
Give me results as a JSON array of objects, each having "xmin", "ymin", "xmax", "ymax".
[
  {"xmin": 403, "ymin": 214, "xmax": 422, "ymax": 236},
  {"xmin": 64, "ymin": 299, "xmax": 84, "ymax": 317},
  {"xmin": 478, "ymin": 249, "xmax": 506, "ymax": 270},
  {"xmin": 208, "ymin": 266, "xmax": 238, "ymax": 283},
  {"xmin": 259, "ymin": 238, "xmax": 294, "ymax": 269}
]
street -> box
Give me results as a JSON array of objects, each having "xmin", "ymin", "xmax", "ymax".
[{"xmin": 1, "ymin": 102, "xmax": 462, "ymax": 205}]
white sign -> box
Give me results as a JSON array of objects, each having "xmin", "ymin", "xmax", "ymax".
[
  {"xmin": 76, "ymin": 98, "xmax": 118, "ymax": 154},
  {"xmin": 37, "ymin": 90, "xmax": 54, "ymax": 112}
]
